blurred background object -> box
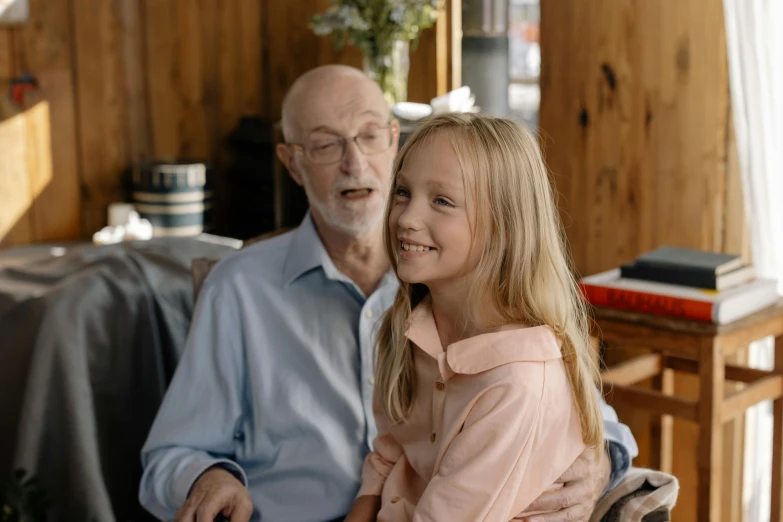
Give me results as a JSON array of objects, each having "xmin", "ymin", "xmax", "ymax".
[
  {"xmin": 462, "ymin": 0, "xmax": 509, "ymax": 118},
  {"xmin": 507, "ymin": 0, "xmax": 539, "ymax": 128}
]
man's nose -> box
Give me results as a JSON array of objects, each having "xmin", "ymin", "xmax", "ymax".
[{"xmin": 340, "ymin": 139, "xmax": 368, "ymax": 175}]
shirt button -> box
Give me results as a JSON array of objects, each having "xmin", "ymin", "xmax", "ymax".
[
  {"xmin": 435, "ymin": 382, "xmax": 445, "ymax": 391},
  {"xmin": 365, "ymin": 309, "xmax": 374, "ymax": 318},
  {"xmin": 430, "ymin": 433, "xmax": 436, "ymax": 443},
  {"xmin": 369, "ymin": 377, "xmax": 375, "ymax": 385},
  {"xmin": 391, "ymin": 496, "xmax": 400, "ymax": 504}
]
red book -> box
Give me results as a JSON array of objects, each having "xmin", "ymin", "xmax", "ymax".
[{"xmin": 579, "ymin": 269, "xmax": 779, "ymax": 324}]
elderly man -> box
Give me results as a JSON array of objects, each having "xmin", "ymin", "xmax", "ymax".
[{"xmin": 139, "ymin": 65, "xmax": 637, "ymax": 522}]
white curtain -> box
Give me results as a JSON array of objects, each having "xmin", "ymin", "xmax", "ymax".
[{"xmin": 723, "ymin": 1, "xmax": 783, "ymax": 521}]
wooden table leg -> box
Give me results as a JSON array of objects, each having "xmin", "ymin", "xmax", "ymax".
[
  {"xmin": 771, "ymin": 335, "xmax": 783, "ymax": 522},
  {"xmin": 650, "ymin": 355, "xmax": 674, "ymax": 474},
  {"xmin": 699, "ymin": 340, "xmax": 724, "ymax": 522}
]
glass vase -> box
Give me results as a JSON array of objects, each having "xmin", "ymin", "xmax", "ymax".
[{"xmin": 363, "ymin": 40, "xmax": 410, "ymax": 107}]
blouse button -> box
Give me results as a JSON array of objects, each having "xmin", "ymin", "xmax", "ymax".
[
  {"xmin": 430, "ymin": 432, "xmax": 436, "ymax": 443},
  {"xmin": 435, "ymin": 382, "xmax": 445, "ymax": 391},
  {"xmin": 391, "ymin": 496, "xmax": 401, "ymax": 504}
]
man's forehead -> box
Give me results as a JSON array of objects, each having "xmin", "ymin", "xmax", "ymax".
[{"xmin": 302, "ymin": 106, "xmax": 388, "ymax": 135}]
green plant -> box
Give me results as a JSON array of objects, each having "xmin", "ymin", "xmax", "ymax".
[
  {"xmin": 0, "ymin": 469, "xmax": 50, "ymax": 522},
  {"xmin": 311, "ymin": 0, "xmax": 439, "ymax": 54},
  {"xmin": 311, "ymin": 0, "xmax": 440, "ymax": 104}
]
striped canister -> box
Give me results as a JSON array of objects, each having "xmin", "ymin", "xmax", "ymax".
[{"xmin": 130, "ymin": 161, "xmax": 213, "ymax": 237}]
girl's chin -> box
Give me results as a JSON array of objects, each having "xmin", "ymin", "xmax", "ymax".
[{"xmin": 395, "ymin": 269, "xmax": 426, "ymax": 286}]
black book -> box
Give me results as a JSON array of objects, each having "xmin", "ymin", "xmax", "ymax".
[
  {"xmin": 634, "ymin": 246, "xmax": 743, "ymax": 275},
  {"xmin": 620, "ymin": 262, "xmax": 755, "ymax": 291}
]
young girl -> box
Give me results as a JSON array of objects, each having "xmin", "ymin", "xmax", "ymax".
[{"xmin": 345, "ymin": 113, "xmax": 603, "ymax": 522}]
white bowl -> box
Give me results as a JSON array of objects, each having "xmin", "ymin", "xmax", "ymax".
[{"xmin": 392, "ymin": 102, "xmax": 433, "ymax": 121}]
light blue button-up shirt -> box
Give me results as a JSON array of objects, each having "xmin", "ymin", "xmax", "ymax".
[{"xmin": 139, "ymin": 214, "xmax": 637, "ymax": 522}]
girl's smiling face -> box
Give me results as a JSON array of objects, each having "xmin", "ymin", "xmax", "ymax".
[{"xmin": 389, "ymin": 132, "xmax": 480, "ymax": 291}]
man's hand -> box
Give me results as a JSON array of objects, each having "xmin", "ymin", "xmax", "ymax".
[
  {"xmin": 519, "ymin": 446, "xmax": 611, "ymax": 522},
  {"xmin": 174, "ymin": 467, "xmax": 253, "ymax": 522}
]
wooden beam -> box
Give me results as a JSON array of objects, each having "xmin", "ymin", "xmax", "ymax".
[
  {"xmin": 593, "ymin": 319, "xmax": 703, "ymax": 359},
  {"xmin": 770, "ymin": 335, "xmax": 783, "ymax": 522},
  {"xmin": 666, "ymin": 355, "xmax": 773, "ymax": 383},
  {"xmin": 602, "ymin": 353, "xmax": 661, "ymax": 386},
  {"xmin": 603, "ymin": 383, "xmax": 699, "ymax": 422},
  {"xmin": 650, "ymin": 360, "xmax": 674, "ymax": 473},
  {"xmin": 698, "ymin": 339, "xmax": 723, "ymax": 522},
  {"xmin": 717, "ymin": 312, "xmax": 783, "ymax": 357},
  {"xmin": 722, "ymin": 375, "xmax": 783, "ymax": 422},
  {"xmin": 447, "ymin": 0, "xmax": 461, "ymax": 91}
]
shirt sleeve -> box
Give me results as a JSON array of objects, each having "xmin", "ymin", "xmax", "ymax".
[
  {"xmin": 357, "ymin": 389, "xmax": 405, "ymax": 498},
  {"xmin": 412, "ymin": 380, "xmax": 551, "ymax": 522},
  {"xmin": 138, "ymin": 279, "xmax": 249, "ymax": 521},
  {"xmin": 598, "ymin": 392, "xmax": 639, "ymax": 492}
]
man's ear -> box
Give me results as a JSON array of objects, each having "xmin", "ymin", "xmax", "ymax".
[{"xmin": 276, "ymin": 144, "xmax": 304, "ymax": 186}]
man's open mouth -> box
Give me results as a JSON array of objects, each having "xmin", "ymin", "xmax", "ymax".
[{"xmin": 340, "ymin": 189, "xmax": 373, "ymax": 198}]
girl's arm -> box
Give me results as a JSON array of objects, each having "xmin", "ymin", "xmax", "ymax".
[
  {"xmin": 344, "ymin": 494, "xmax": 382, "ymax": 522},
  {"xmin": 351, "ymin": 390, "xmax": 404, "ymax": 519}
]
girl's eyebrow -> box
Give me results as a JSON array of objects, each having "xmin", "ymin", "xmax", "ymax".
[
  {"xmin": 397, "ymin": 172, "xmax": 459, "ymax": 191},
  {"xmin": 426, "ymin": 179, "xmax": 460, "ymax": 191}
]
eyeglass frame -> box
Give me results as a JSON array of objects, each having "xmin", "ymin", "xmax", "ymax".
[{"xmin": 286, "ymin": 123, "xmax": 399, "ymax": 165}]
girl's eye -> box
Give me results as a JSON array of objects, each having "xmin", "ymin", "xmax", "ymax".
[
  {"xmin": 435, "ymin": 197, "xmax": 453, "ymax": 207},
  {"xmin": 394, "ymin": 187, "xmax": 410, "ymax": 198}
]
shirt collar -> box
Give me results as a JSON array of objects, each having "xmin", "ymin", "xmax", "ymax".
[
  {"xmin": 407, "ymin": 296, "xmax": 562, "ymax": 380},
  {"xmin": 283, "ymin": 212, "xmax": 339, "ymax": 286},
  {"xmin": 283, "ymin": 212, "xmax": 398, "ymax": 295}
]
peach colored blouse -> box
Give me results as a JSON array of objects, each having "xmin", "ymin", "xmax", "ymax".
[{"xmin": 358, "ymin": 300, "xmax": 586, "ymax": 522}]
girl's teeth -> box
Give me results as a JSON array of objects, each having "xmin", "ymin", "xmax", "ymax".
[{"xmin": 401, "ymin": 242, "xmax": 430, "ymax": 252}]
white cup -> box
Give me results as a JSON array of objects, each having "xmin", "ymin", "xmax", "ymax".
[{"xmin": 107, "ymin": 203, "xmax": 136, "ymax": 228}]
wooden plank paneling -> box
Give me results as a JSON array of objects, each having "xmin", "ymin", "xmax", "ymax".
[
  {"xmin": 408, "ymin": 0, "xmax": 456, "ymax": 103},
  {"xmin": 0, "ymin": 108, "xmax": 33, "ymax": 248},
  {"xmin": 0, "ymin": 29, "xmax": 15, "ymax": 78},
  {"xmin": 540, "ymin": 1, "xmax": 739, "ymax": 520},
  {"xmin": 18, "ymin": 0, "xmax": 81, "ymax": 241},
  {"xmin": 239, "ymin": 0, "xmax": 264, "ymax": 116},
  {"xmin": 0, "ymin": 28, "xmax": 33, "ymax": 248},
  {"xmin": 200, "ymin": 0, "xmax": 221, "ymax": 158},
  {"xmin": 1, "ymin": 0, "xmax": 453, "ymax": 248},
  {"xmin": 541, "ymin": 0, "xmax": 730, "ymax": 276},
  {"xmin": 408, "ymin": 27, "xmax": 438, "ymax": 103},
  {"xmin": 176, "ymin": 0, "xmax": 209, "ymax": 159},
  {"xmin": 143, "ymin": 0, "xmax": 181, "ymax": 159},
  {"xmin": 266, "ymin": 1, "xmax": 361, "ymax": 122},
  {"xmin": 217, "ymin": 0, "xmax": 241, "ymax": 148},
  {"xmin": 71, "ymin": 0, "xmax": 129, "ymax": 236},
  {"xmin": 119, "ymin": 0, "xmax": 151, "ymax": 163}
]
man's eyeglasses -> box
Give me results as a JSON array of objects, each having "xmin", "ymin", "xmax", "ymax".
[{"xmin": 288, "ymin": 125, "xmax": 396, "ymax": 165}]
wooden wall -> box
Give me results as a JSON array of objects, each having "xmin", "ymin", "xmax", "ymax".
[
  {"xmin": 539, "ymin": 1, "xmax": 747, "ymax": 520},
  {"xmin": 0, "ymin": 0, "xmax": 455, "ymax": 248}
]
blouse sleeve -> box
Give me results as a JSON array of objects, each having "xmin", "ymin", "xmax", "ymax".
[{"xmin": 357, "ymin": 389, "xmax": 405, "ymax": 498}]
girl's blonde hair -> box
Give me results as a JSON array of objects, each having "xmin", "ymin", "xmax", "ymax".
[{"xmin": 376, "ymin": 113, "xmax": 603, "ymax": 449}]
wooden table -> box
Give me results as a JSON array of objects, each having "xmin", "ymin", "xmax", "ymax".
[{"xmin": 593, "ymin": 300, "xmax": 783, "ymax": 522}]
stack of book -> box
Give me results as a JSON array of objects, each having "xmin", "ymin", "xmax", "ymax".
[{"xmin": 580, "ymin": 246, "xmax": 779, "ymax": 324}]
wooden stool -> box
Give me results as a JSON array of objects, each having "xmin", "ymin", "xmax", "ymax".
[{"xmin": 593, "ymin": 300, "xmax": 783, "ymax": 522}]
